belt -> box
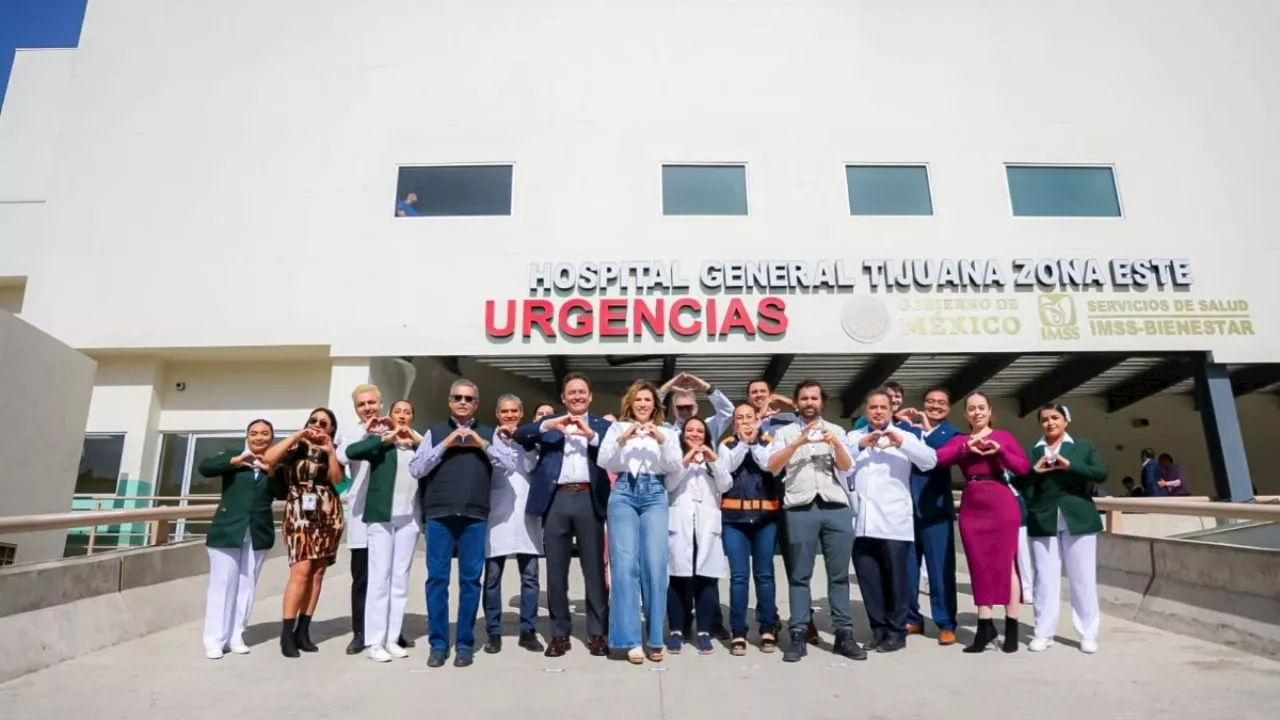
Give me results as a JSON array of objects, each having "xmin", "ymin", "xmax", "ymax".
[
  {"xmin": 721, "ymin": 498, "xmax": 780, "ymax": 512},
  {"xmin": 967, "ymin": 474, "xmax": 999, "ymax": 482},
  {"xmin": 556, "ymin": 482, "xmax": 592, "ymax": 493}
]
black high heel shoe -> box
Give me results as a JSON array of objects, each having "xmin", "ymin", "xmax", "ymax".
[
  {"xmin": 963, "ymin": 619, "xmax": 997, "ymax": 654},
  {"xmin": 1002, "ymin": 617, "xmax": 1020, "ymax": 653}
]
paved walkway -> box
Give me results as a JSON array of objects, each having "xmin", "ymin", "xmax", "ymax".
[{"xmin": 1, "ymin": 558, "xmax": 1277, "ymax": 719}]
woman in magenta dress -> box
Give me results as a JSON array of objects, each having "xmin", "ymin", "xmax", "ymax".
[{"xmin": 935, "ymin": 392, "xmax": 1031, "ymax": 653}]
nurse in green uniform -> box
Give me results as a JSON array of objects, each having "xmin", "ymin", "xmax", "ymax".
[
  {"xmin": 199, "ymin": 419, "xmax": 279, "ymax": 659},
  {"xmin": 1024, "ymin": 404, "xmax": 1107, "ymax": 655}
]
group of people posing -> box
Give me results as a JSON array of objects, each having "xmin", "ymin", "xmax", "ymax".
[{"xmin": 197, "ymin": 369, "xmax": 1108, "ymax": 667}]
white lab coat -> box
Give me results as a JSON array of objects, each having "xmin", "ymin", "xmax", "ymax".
[
  {"xmin": 336, "ymin": 425, "xmax": 373, "ymax": 549},
  {"xmin": 846, "ymin": 427, "xmax": 937, "ymax": 542},
  {"xmin": 486, "ymin": 438, "xmax": 544, "ymax": 558},
  {"xmin": 667, "ymin": 456, "xmax": 733, "ymax": 579}
]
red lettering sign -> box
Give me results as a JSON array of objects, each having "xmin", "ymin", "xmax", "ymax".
[{"xmin": 488, "ymin": 296, "xmax": 788, "ymax": 340}]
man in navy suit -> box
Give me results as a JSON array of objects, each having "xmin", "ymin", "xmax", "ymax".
[
  {"xmin": 514, "ymin": 372, "xmax": 613, "ymax": 658},
  {"xmin": 1140, "ymin": 447, "xmax": 1167, "ymax": 496},
  {"xmin": 901, "ymin": 386, "xmax": 960, "ymax": 645}
]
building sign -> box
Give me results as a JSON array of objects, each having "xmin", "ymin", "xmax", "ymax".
[{"xmin": 483, "ymin": 256, "xmax": 1218, "ymax": 342}]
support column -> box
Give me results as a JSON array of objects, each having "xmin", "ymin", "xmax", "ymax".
[{"xmin": 1192, "ymin": 358, "xmax": 1255, "ymax": 502}]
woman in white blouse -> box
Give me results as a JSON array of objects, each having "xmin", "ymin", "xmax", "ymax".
[
  {"xmin": 665, "ymin": 416, "xmax": 733, "ymax": 656},
  {"xmin": 597, "ymin": 380, "xmax": 683, "ymax": 664}
]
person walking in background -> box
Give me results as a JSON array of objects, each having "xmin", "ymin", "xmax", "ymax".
[
  {"xmin": 409, "ymin": 380, "xmax": 518, "ymax": 668},
  {"xmin": 483, "ymin": 394, "xmax": 546, "ymax": 655},
  {"xmin": 719, "ymin": 403, "xmax": 782, "ymax": 655},
  {"xmin": 903, "ymin": 386, "xmax": 961, "ymax": 646},
  {"xmin": 665, "ymin": 417, "xmax": 733, "ymax": 657},
  {"xmin": 198, "ymin": 419, "xmax": 278, "ymax": 659},
  {"xmin": 261, "ymin": 408, "xmax": 346, "ymax": 658},
  {"xmin": 934, "ymin": 392, "xmax": 1031, "ymax": 654},
  {"xmin": 597, "ymin": 380, "xmax": 682, "ymax": 663},
  {"xmin": 342, "ymin": 401, "xmax": 423, "ymax": 663},
  {"xmin": 1024, "ymin": 404, "xmax": 1107, "ymax": 655}
]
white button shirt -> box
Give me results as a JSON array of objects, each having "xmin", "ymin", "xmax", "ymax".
[
  {"xmin": 336, "ymin": 424, "xmax": 374, "ymax": 549},
  {"xmin": 846, "ymin": 426, "xmax": 938, "ymax": 542}
]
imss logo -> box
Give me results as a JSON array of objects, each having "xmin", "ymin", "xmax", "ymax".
[{"xmin": 1037, "ymin": 294, "xmax": 1080, "ymax": 340}]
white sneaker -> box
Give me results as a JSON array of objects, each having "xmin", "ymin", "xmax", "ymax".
[
  {"xmin": 1080, "ymin": 640, "xmax": 1099, "ymax": 654},
  {"xmin": 204, "ymin": 648, "xmax": 224, "ymax": 660},
  {"xmin": 1028, "ymin": 637, "xmax": 1054, "ymax": 652},
  {"xmin": 367, "ymin": 645, "xmax": 393, "ymax": 663},
  {"xmin": 387, "ymin": 643, "xmax": 409, "ymax": 659},
  {"xmin": 228, "ymin": 640, "xmax": 251, "ymax": 655}
]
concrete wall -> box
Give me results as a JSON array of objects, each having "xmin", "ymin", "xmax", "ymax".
[
  {"xmin": 1, "ymin": 0, "xmax": 1275, "ymax": 362},
  {"xmin": 0, "ymin": 311, "xmax": 96, "ymax": 563}
]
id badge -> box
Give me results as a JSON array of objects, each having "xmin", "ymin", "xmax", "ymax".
[{"xmin": 301, "ymin": 492, "xmax": 318, "ymax": 512}]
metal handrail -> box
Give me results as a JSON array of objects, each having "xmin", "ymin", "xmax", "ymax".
[{"xmin": 950, "ymin": 491, "xmax": 1280, "ymax": 533}]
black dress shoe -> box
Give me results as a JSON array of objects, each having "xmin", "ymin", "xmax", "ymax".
[
  {"xmin": 833, "ymin": 630, "xmax": 868, "ymax": 660},
  {"xmin": 876, "ymin": 635, "xmax": 906, "ymax": 653},
  {"xmin": 345, "ymin": 634, "xmax": 365, "ymax": 655},
  {"xmin": 396, "ymin": 635, "xmax": 415, "ymax": 649},
  {"xmin": 544, "ymin": 636, "xmax": 571, "ymax": 658},
  {"xmin": 454, "ymin": 648, "xmax": 475, "ymax": 667},
  {"xmin": 588, "ymin": 635, "xmax": 608, "ymax": 657},
  {"xmin": 782, "ymin": 627, "xmax": 808, "ymax": 663},
  {"xmin": 427, "ymin": 648, "xmax": 449, "ymax": 667},
  {"xmin": 483, "ymin": 636, "xmax": 502, "ymax": 654},
  {"xmin": 518, "ymin": 630, "xmax": 544, "ymax": 652}
]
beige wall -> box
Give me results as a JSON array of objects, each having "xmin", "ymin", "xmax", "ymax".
[{"xmin": 0, "ymin": 311, "xmax": 96, "ymax": 563}]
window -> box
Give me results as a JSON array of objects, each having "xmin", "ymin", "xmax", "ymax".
[
  {"xmin": 394, "ymin": 165, "xmax": 513, "ymax": 217},
  {"xmin": 845, "ymin": 165, "xmax": 933, "ymax": 216},
  {"xmin": 0, "ymin": 543, "xmax": 14, "ymax": 567},
  {"xmin": 156, "ymin": 432, "xmax": 264, "ymax": 539},
  {"xmin": 662, "ymin": 164, "xmax": 748, "ymax": 216},
  {"xmin": 76, "ymin": 434, "xmax": 125, "ymax": 495},
  {"xmin": 1006, "ymin": 165, "xmax": 1121, "ymax": 217}
]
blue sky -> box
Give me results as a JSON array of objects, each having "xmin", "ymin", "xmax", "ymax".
[{"xmin": 0, "ymin": 0, "xmax": 87, "ymax": 111}]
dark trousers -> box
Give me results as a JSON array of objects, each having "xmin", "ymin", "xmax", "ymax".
[
  {"xmin": 425, "ymin": 516, "xmax": 487, "ymax": 651},
  {"xmin": 483, "ymin": 554, "xmax": 540, "ymax": 637},
  {"xmin": 350, "ymin": 548, "xmax": 368, "ymax": 636},
  {"xmin": 669, "ymin": 575, "xmax": 719, "ymax": 634},
  {"xmin": 544, "ymin": 488, "xmax": 607, "ymax": 639},
  {"xmin": 905, "ymin": 519, "xmax": 958, "ymax": 631},
  {"xmin": 853, "ymin": 537, "xmax": 912, "ymax": 644}
]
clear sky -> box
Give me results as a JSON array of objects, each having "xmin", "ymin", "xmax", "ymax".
[{"xmin": 0, "ymin": 0, "xmax": 87, "ymax": 112}]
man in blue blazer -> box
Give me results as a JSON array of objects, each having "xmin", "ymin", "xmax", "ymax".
[
  {"xmin": 513, "ymin": 372, "xmax": 614, "ymax": 658},
  {"xmin": 901, "ymin": 386, "xmax": 960, "ymax": 645},
  {"xmin": 1140, "ymin": 447, "xmax": 1167, "ymax": 497}
]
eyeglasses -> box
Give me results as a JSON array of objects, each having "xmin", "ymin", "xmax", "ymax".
[
  {"xmin": 675, "ymin": 405, "xmax": 697, "ymax": 412},
  {"xmin": 450, "ymin": 394, "xmax": 476, "ymax": 404}
]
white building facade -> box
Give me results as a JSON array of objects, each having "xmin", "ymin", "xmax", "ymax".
[{"xmin": 2, "ymin": 0, "xmax": 1278, "ymax": 525}]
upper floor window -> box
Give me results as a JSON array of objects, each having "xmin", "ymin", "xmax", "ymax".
[
  {"xmin": 394, "ymin": 164, "xmax": 513, "ymax": 217},
  {"xmin": 662, "ymin": 164, "xmax": 748, "ymax": 216},
  {"xmin": 76, "ymin": 434, "xmax": 125, "ymax": 495},
  {"xmin": 1006, "ymin": 165, "xmax": 1121, "ymax": 217},
  {"xmin": 845, "ymin": 164, "xmax": 933, "ymax": 216}
]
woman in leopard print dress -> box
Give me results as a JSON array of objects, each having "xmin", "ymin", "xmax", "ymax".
[{"xmin": 262, "ymin": 407, "xmax": 345, "ymax": 657}]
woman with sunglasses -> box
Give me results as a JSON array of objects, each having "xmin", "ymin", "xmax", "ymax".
[
  {"xmin": 262, "ymin": 407, "xmax": 346, "ymax": 657},
  {"xmin": 934, "ymin": 392, "xmax": 1031, "ymax": 653},
  {"xmin": 597, "ymin": 380, "xmax": 682, "ymax": 664},
  {"xmin": 342, "ymin": 400, "xmax": 423, "ymax": 662},
  {"xmin": 197, "ymin": 418, "xmax": 277, "ymax": 659},
  {"xmin": 1024, "ymin": 404, "xmax": 1107, "ymax": 654},
  {"xmin": 666, "ymin": 415, "xmax": 733, "ymax": 656}
]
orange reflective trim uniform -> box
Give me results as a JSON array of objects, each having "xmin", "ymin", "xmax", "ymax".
[{"xmin": 720, "ymin": 498, "xmax": 780, "ymax": 512}]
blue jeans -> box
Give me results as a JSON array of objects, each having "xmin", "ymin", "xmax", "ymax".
[
  {"xmin": 425, "ymin": 516, "xmax": 487, "ymax": 651},
  {"xmin": 722, "ymin": 519, "xmax": 779, "ymax": 637},
  {"xmin": 606, "ymin": 473, "xmax": 669, "ymax": 650}
]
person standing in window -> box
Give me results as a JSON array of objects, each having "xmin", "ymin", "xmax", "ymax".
[
  {"xmin": 934, "ymin": 392, "xmax": 1031, "ymax": 654},
  {"xmin": 408, "ymin": 380, "xmax": 518, "ymax": 668},
  {"xmin": 343, "ymin": 400, "xmax": 423, "ymax": 663},
  {"xmin": 482, "ymin": 394, "xmax": 546, "ymax": 655},
  {"xmin": 261, "ymin": 408, "xmax": 346, "ymax": 658},
  {"xmin": 597, "ymin": 380, "xmax": 682, "ymax": 663},
  {"xmin": 1024, "ymin": 404, "xmax": 1107, "ymax": 655},
  {"xmin": 665, "ymin": 416, "xmax": 733, "ymax": 656},
  {"xmin": 395, "ymin": 191, "xmax": 421, "ymax": 217},
  {"xmin": 198, "ymin": 419, "xmax": 277, "ymax": 659}
]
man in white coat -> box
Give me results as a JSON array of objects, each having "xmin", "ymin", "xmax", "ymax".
[
  {"xmin": 847, "ymin": 387, "xmax": 938, "ymax": 654},
  {"xmin": 482, "ymin": 394, "xmax": 545, "ymax": 654}
]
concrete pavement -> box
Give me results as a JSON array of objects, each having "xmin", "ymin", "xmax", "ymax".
[{"xmin": 1, "ymin": 557, "xmax": 1277, "ymax": 720}]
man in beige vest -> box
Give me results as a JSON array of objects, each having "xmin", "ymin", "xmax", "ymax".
[{"xmin": 764, "ymin": 379, "xmax": 866, "ymax": 663}]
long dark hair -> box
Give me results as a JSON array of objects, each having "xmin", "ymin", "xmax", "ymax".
[
  {"xmin": 306, "ymin": 407, "xmax": 338, "ymax": 439},
  {"xmin": 680, "ymin": 416, "xmax": 710, "ymax": 452}
]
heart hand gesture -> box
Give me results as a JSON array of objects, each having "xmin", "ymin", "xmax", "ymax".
[{"xmin": 232, "ymin": 451, "xmax": 259, "ymax": 468}]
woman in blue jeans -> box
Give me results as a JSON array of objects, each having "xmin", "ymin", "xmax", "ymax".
[
  {"xmin": 718, "ymin": 404, "xmax": 782, "ymax": 655},
  {"xmin": 597, "ymin": 380, "xmax": 683, "ymax": 664}
]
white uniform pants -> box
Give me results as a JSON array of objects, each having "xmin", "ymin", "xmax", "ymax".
[
  {"xmin": 1031, "ymin": 514, "xmax": 1100, "ymax": 642},
  {"xmin": 364, "ymin": 516, "xmax": 420, "ymax": 648},
  {"xmin": 1017, "ymin": 525, "xmax": 1035, "ymax": 602},
  {"xmin": 203, "ymin": 535, "xmax": 267, "ymax": 652}
]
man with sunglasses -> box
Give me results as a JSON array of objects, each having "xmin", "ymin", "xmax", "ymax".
[
  {"xmin": 658, "ymin": 371, "xmax": 734, "ymax": 443},
  {"xmin": 409, "ymin": 380, "xmax": 518, "ymax": 668}
]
